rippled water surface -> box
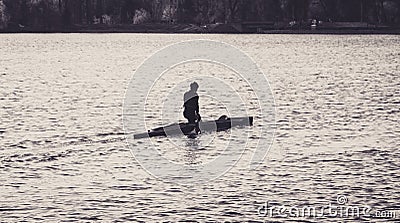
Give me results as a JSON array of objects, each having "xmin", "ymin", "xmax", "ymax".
[{"xmin": 1, "ymin": 34, "xmax": 399, "ymax": 222}]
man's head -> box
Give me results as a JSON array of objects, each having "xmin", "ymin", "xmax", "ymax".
[{"xmin": 190, "ymin": 82, "xmax": 199, "ymax": 92}]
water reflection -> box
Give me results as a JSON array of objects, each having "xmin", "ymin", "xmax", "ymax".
[
  {"xmin": 184, "ymin": 138, "xmax": 202, "ymax": 166},
  {"xmin": 0, "ymin": 34, "xmax": 399, "ymax": 222}
]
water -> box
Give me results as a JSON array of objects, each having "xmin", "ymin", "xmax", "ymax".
[{"xmin": 1, "ymin": 34, "xmax": 399, "ymax": 222}]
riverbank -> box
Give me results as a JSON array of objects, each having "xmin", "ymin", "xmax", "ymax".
[{"xmin": 1, "ymin": 22, "xmax": 400, "ymax": 34}]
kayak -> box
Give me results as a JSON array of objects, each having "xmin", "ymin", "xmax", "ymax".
[{"xmin": 133, "ymin": 116, "xmax": 253, "ymax": 139}]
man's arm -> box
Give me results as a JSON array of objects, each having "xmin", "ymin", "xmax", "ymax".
[{"xmin": 195, "ymin": 96, "xmax": 201, "ymax": 121}]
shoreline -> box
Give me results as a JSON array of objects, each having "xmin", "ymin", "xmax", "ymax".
[
  {"xmin": 1, "ymin": 23, "xmax": 400, "ymax": 35},
  {"xmin": 2, "ymin": 30, "xmax": 400, "ymax": 35}
]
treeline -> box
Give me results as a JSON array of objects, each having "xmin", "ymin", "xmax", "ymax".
[{"xmin": 1, "ymin": 0, "xmax": 400, "ymax": 30}]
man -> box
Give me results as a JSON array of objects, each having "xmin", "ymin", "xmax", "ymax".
[{"xmin": 183, "ymin": 82, "xmax": 201, "ymax": 133}]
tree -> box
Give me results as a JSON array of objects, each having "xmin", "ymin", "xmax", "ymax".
[
  {"xmin": 224, "ymin": 0, "xmax": 243, "ymax": 22},
  {"xmin": 0, "ymin": 0, "xmax": 9, "ymax": 29},
  {"xmin": 178, "ymin": 0, "xmax": 195, "ymax": 23},
  {"xmin": 1, "ymin": 0, "xmax": 400, "ymax": 30}
]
